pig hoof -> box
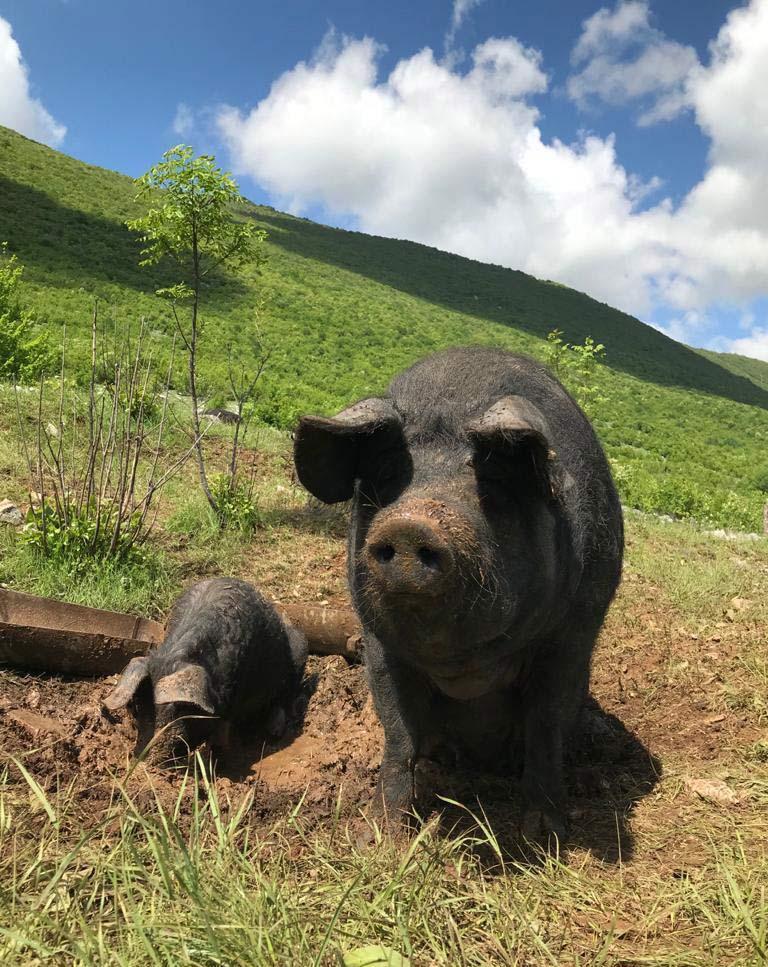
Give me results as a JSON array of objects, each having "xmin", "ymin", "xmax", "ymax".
[
  {"xmin": 266, "ymin": 706, "xmax": 287, "ymax": 739},
  {"xmin": 375, "ymin": 796, "xmax": 418, "ymax": 832},
  {"xmin": 372, "ymin": 782, "xmax": 418, "ymax": 832},
  {"xmin": 520, "ymin": 808, "xmax": 567, "ymax": 848},
  {"xmin": 413, "ymin": 757, "xmax": 438, "ymax": 811}
]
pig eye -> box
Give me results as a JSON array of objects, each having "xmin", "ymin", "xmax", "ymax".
[
  {"xmin": 357, "ymin": 446, "xmax": 411, "ymax": 506},
  {"xmin": 469, "ymin": 449, "xmax": 509, "ymax": 480}
]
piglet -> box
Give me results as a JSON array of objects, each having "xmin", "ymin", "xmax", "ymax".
[{"xmin": 104, "ymin": 577, "xmax": 307, "ymax": 763}]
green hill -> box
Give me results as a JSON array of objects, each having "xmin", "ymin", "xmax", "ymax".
[
  {"xmin": 1, "ymin": 124, "xmax": 767, "ymax": 529},
  {"xmin": 697, "ymin": 347, "xmax": 768, "ymax": 394}
]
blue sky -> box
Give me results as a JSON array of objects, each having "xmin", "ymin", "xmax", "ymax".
[{"xmin": 1, "ymin": 0, "xmax": 767, "ymax": 360}]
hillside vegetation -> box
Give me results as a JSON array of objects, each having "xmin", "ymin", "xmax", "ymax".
[{"xmin": 1, "ymin": 125, "xmax": 768, "ymax": 529}]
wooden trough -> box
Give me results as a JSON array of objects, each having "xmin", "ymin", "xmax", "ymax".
[{"xmin": 0, "ymin": 588, "xmax": 362, "ymax": 678}]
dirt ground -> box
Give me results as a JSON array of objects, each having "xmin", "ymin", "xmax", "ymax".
[{"xmin": 1, "ymin": 542, "xmax": 765, "ymax": 869}]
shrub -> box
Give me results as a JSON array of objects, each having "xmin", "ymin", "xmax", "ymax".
[
  {"xmin": 544, "ymin": 330, "xmax": 608, "ymax": 416},
  {"xmin": 21, "ymin": 500, "xmax": 148, "ymax": 569},
  {"xmin": 209, "ymin": 472, "xmax": 261, "ymax": 533},
  {"xmin": 753, "ymin": 466, "xmax": 768, "ymax": 495},
  {"xmin": 15, "ymin": 316, "xmax": 189, "ymax": 566}
]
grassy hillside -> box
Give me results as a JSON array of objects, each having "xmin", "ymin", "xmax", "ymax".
[
  {"xmin": 1, "ymin": 125, "xmax": 768, "ymax": 529},
  {"xmin": 698, "ymin": 347, "xmax": 768, "ymax": 393}
]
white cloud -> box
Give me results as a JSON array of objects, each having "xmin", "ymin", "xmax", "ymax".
[
  {"xmin": 719, "ymin": 328, "xmax": 768, "ymax": 362},
  {"xmin": 217, "ymin": 1, "xmax": 768, "ymax": 357},
  {"xmin": 172, "ymin": 102, "xmax": 195, "ymax": 137},
  {"xmin": 567, "ymin": 1, "xmax": 699, "ymax": 125},
  {"xmin": 0, "ymin": 17, "xmax": 65, "ymax": 146},
  {"xmin": 446, "ymin": 0, "xmax": 486, "ymax": 52},
  {"xmin": 655, "ymin": 311, "xmax": 713, "ymax": 346}
]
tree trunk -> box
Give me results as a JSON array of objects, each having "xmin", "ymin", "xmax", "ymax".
[{"xmin": 188, "ymin": 223, "xmax": 218, "ymax": 517}]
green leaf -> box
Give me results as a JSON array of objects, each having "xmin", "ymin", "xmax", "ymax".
[{"xmin": 341, "ymin": 946, "xmax": 410, "ymax": 967}]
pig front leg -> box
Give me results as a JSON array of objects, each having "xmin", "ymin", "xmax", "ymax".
[
  {"xmin": 365, "ymin": 636, "xmax": 435, "ymax": 826},
  {"xmin": 519, "ymin": 638, "xmax": 592, "ymax": 845},
  {"xmin": 519, "ymin": 699, "xmax": 567, "ymax": 845}
]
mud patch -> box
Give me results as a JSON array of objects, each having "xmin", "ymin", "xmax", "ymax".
[
  {"xmin": 0, "ymin": 569, "xmax": 765, "ymax": 857},
  {"xmin": 0, "ymin": 655, "xmax": 382, "ymax": 830}
]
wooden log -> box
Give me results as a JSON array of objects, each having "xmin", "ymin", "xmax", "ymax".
[
  {"xmin": 278, "ymin": 602, "xmax": 363, "ymax": 661},
  {"xmin": 0, "ymin": 588, "xmax": 362, "ymax": 677},
  {"xmin": 0, "ymin": 589, "xmax": 163, "ymax": 676}
]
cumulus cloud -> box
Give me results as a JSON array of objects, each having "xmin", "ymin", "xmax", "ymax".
[
  {"xmin": 567, "ymin": 1, "xmax": 699, "ymax": 125},
  {"xmin": 0, "ymin": 17, "xmax": 65, "ymax": 146},
  {"xmin": 172, "ymin": 102, "xmax": 195, "ymax": 137},
  {"xmin": 217, "ymin": 0, "xmax": 768, "ymax": 354},
  {"xmin": 721, "ymin": 328, "xmax": 768, "ymax": 362}
]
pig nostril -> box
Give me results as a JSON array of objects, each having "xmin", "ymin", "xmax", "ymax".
[
  {"xmin": 374, "ymin": 543, "xmax": 396, "ymax": 564},
  {"xmin": 417, "ymin": 546, "xmax": 442, "ymax": 571}
]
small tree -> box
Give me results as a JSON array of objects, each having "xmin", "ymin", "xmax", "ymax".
[
  {"xmin": 127, "ymin": 145, "xmax": 268, "ymax": 520},
  {"xmin": 0, "ymin": 243, "xmax": 55, "ymax": 380},
  {"xmin": 545, "ymin": 329, "xmax": 608, "ymax": 417}
]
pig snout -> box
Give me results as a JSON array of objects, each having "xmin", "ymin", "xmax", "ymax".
[{"xmin": 363, "ymin": 499, "xmax": 475, "ymax": 597}]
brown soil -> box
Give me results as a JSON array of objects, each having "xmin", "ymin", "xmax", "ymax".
[{"xmin": 0, "ymin": 558, "xmax": 765, "ymax": 862}]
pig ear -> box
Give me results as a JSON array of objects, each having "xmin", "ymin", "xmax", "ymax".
[
  {"xmin": 467, "ymin": 396, "xmax": 568, "ymax": 500},
  {"xmin": 103, "ymin": 656, "xmax": 151, "ymax": 711},
  {"xmin": 154, "ymin": 664, "xmax": 215, "ymax": 715},
  {"xmin": 294, "ymin": 397, "xmax": 403, "ymax": 503}
]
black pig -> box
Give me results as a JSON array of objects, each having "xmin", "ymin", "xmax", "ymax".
[
  {"xmin": 294, "ymin": 346, "xmax": 623, "ymax": 841},
  {"xmin": 104, "ymin": 577, "xmax": 307, "ymax": 762}
]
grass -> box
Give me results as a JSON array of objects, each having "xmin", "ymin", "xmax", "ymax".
[
  {"xmin": 1, "ymin": 125, "xmax": 768, "ymax": 530},
  {"xmin": 624, "ymin": 515, "xmax": 768, "ymax": 626},
  {"xmin": 1, "ymin": 759, "xmax": 767, "ymax": 966},
  {"xmin": 1, "ymin": 413, "xmax": 767, "ymax": 964},
  {"xmin": 0, "ymin": 530, "xmax": 176, "ymax": 617}
]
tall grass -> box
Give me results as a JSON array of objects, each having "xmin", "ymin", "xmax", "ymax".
[{"xmin": 1, "ymin": 757, "xmax": 766, "ymax": 966}]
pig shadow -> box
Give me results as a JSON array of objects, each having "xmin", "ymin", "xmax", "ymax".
[
  {"xmin": 260, "ymin": 499, "xmax": 350, "ymax": 540},
  {"xmin": 432, "ymin": 698, "xmax": 661, "ymax": 869},
  {"xmin": 214, "ymin": 669, "xmax": 320, "ymax": 782}
]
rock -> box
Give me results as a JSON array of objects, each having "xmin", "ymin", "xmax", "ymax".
[
  {"xmin": 0, "ymin": 499, "xmax": 24, "ymax": 526},
  {"xmin": 685, "ymin": 777, "xmax": 739, "ymax": 805},
  {"xmin": 8, "ymin": 709, "xmax": 71, "ymax": 740},
  {"xmin": 201, "ymin": 407, "xmax": 240, "ymax": 425}
]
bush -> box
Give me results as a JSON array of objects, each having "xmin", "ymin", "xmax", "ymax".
[
  {"xmin": 544, "ymin": 330, "xmax": 607, "ymax": 416},
  {"xmin": 611, "ymin": 460, "xmax": 763, "ymax": 531},
  {"xmin": 21, "ymin": 500, "xmax": 148, "ymax": 570},
  {"xmin": 209, "ymin": 473, "xmax": 261, "ymax": 533},
  {"xmin": 15, "ymin": 318, "xmax": 187, "ymax": 567},
  {"xmin": 753, "ymin": 466, "xmax": 768, "ymax": 495}
]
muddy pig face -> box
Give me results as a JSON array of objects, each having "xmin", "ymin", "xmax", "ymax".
[
  {"xmin": 294, "ymin": 396, "xmax": 563, "ymax": 682},
  {"xmin": 151, "ymin": 702, "xmax": 216, "ymax": 765},
  {"xmin": 104, "ymin": 658, "xmax": 217, "ymax": 763}
]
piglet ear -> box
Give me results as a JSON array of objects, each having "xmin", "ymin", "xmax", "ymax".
[
  {"xmin": 154, "ymin": 664, "xmax": 215, "ymax": 715},
  {"xmin": 466, "ymin": 395, "xmax": 566, "ymax": 500},
  {"xmin": 294, "ymin": 397, "xmax": 402, "ymax": 504},
  {"xmin": 103, "ymin": 656, "xmax": 151, "ymax": 711}
]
